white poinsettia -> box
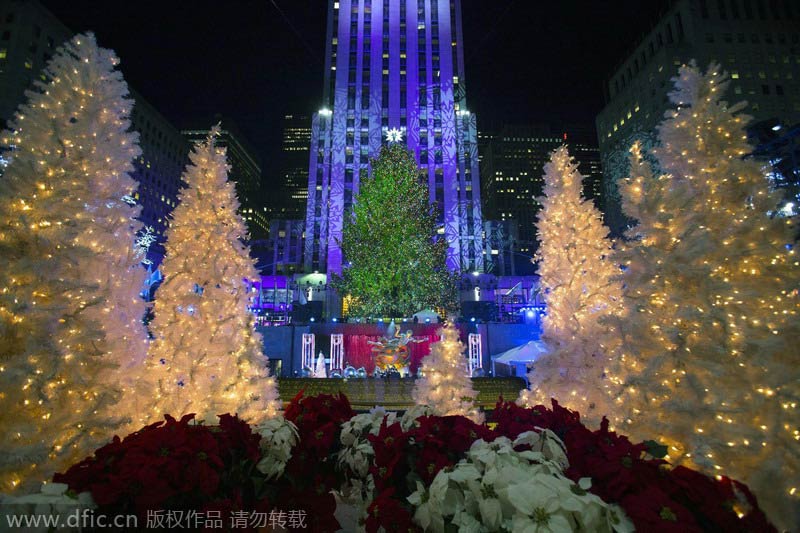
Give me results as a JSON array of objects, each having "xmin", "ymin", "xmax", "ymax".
[
  {"xmin": 337, "ymin": 404, "xmax": 432, "ymax": 490},
  {"xmin": 335, "ymin": 408, "xmax": 405, "ymax": 530},
  {"xmin": 400, "ymin": 404, "xmax": 437, "ymax": 431},
  {"xmin": 338, "ymin": 408, "xmax": 398, "ymax": 481},
  {"xmin": 255, "ymin": 416, "xmax": 299, "ymax": 479},
  {"xmin": 408, "ymin": 433, "xmax": 634, "ymax": 533},
  {"xmin": 408, "ymin": 480, "xmax": 446, "ymax": 532},
  {"xmin": 512, "ymin": 429, "xmax": 569, "ymax": 471}
]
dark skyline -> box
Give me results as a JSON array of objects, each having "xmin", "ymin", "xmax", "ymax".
[{"xmin": 41, "ymin": 0, "xmax": 672, "ymax": 192}]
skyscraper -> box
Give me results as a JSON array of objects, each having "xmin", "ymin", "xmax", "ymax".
[
  {"xmin": 596, "ymin": 0, "xmax": 800, "ymax": 234},
  {"xmin": 480, "ymin": 123, "xmax": 603, "ymax": 274},
  {"xmin": 183, "ymin": 118, "xmax": 267, "ymax": 238},
  {"xmin": 304, "ymin": 0, "xmax": 483, "ymax": 275},
  {"xmin": 277, "ymin": 114, "xmax": 312, "ymax": 220}
]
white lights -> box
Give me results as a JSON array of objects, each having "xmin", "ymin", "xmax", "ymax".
[
  {"xmin": 385, "ymin": 127, "xmax": 404, "ymax": 143},
  {"xmin": 779, "ymin": 202, "xmax": 795, "ymax": 217}
]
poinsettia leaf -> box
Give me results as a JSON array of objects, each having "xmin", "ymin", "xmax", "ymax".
[
  {"xmin": 570, "ymin": 483, "xmax": 588, "ymax": 496},
  {"xmin": 643, "ymin": 439, "xmax": 668, "ymax": 458}
]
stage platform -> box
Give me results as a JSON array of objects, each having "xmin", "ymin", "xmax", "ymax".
[{"xmin": 276, "ymin": 377, "xmax": 527, "ymax": 411}]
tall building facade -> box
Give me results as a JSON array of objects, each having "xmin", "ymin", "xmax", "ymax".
[
  {"xmin": 304, "ymin": 0, "xmax": 484, "ymax": 275},
  {"xmin": 596, "ymin": 0, "xmax": 800, "ymax": 234},
  {"xmin": 183, "ymin": 119, "xmax": 267, "ymax": 238},
  {"xmin": 276, "ymin": 114, "xmax": 312, "ymax": 220},
  {"xmin": 267, "ymin": 219, "xmax": 305, "ymax": 275},
  {"xmin": 564, "ymin": 124, "xmax": 604, "ymax": 208},
  {"xmin": 483, "ymin": 219, "xmax": 518, "ymax": 276},
  {"xmin": 481, "ymin": 125, "xmax": 560, "ymax": 269},
  {"xmin": 0, "ymin": 0, "xmax": 189, "ymax": 266},
  {"xmin": 480, "ymin": 123, "xmax": 603, "ymax": 274},
  {"xmin": 0, "ymin": 0, "xmax": 68, "ymax": 125},
  {"xmin": 129, "ymin": 90, "xmax": 189, "ymax": 265}
]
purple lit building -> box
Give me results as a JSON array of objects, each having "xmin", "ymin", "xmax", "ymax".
[{"xmin": 304, "ymin": 0, "xmax": 484, "ymax": 276}]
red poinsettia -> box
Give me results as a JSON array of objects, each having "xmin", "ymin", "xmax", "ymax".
[
  {"xmin": 621, "ymin": 485, "xmax": 702, "ymax": 533},
  {"xmin": 365, "ymin": 488, "xmax": 419, "ymax": 533},
  {"xmin": 366, "ymin": 412, "xmax": 498, "ymax": 523},
  {"xmin": 275, "ymin": 390, "xmax": 356, "ymax": 532},
  {"xmin": 490, "ymin": 400, "xmax": 776, "ymax": 532},
  {"xmin": 54, "ymin": 413, "xmax": 268, "ymax": 528}
]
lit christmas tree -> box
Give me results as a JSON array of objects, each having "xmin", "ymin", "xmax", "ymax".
[
  {"xmin": 412, "ymin": 322, "xmax": 483, "ymax": 423},
  {"xmin": 518, "ymin": 146, "xmax": 622, "ymax": 426},
  {"xmin": 613, "ymin": 62, "xmax": 800, "ymax": 529},
  {"xmin": 332, "ymin": 144, "xmax": 458, "ymax": 317},
  {"xmin": 145, "ymin": 127, "xmax": 280, "ymax": 425},
  {"xmin": 0, "ymin": 33, "xmax": 148, "ymax": 491}
]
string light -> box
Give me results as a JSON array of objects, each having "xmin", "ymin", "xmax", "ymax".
[
  {"xmin": 0, "ymin": 32, "xmax": 156, "ymax": 492},
  {"xmin": 517, "ymin": 145, "xmax": 623, "ymax": 426},
  {"xmin": 144, "ymin": 127, "xmax": 281, "ymax": 428},
  {"xmin": 610, "ymin": 61, "xmax": 800, "ymax": 529},
  {"xmin": 412, "ymin": 322, "xmax": 482, "ymax": 423}
]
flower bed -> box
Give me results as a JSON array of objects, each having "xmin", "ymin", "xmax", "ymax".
[{"xmin": 42, "ymin": 393, "xmax": 773, "ymax": 532}]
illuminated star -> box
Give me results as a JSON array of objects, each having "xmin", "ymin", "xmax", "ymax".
[{"xmin": 386, "ymin": 127, "xmax": 404, "ymax": 143}]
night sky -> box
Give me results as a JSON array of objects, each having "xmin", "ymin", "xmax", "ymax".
[{"xmin": 41, "ymin": 0, "xmax": 671, "ymax": 193}]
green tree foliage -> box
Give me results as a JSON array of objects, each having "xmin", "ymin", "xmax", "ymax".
[{"xmin": 333, "ymin": 145, "xmax": 458, "ymax": 317}]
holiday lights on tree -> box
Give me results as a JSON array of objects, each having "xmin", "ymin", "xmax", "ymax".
[
  {"xmin": 518, "ymin": 146, "xmax": 622, "ymax": 425},
  {"xmin": 0, "ymin": 33, "xmax": 148, "ymax": 491},
  {"xmin": 612, "ymin": 62, "xmax": 800, "ymax": 530},
  {"xmin": 144, "ymin": 128, "xmax": 280, "ymax": 425},
  {"xmin": 332, "ymin": 145, "xmax": 458, "ymax": 318},
  {"xmin": 412, "ymin": 322, "xmax": 483, "ymax": 423}
]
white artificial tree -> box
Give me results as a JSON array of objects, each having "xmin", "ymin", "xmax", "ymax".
[
  {"xmin": 0, "ymin": 33, "xmax": 148, "ymax": 491},
  {"xmin": 518, "ymin": 145, "xmax": 622, "ymax": 426},
  {"xmin": 412, "ymin": 322, "xmax": 483, "ymax": 423},
  {"xmin": 145, "ymin": 127, "xmax": 281, "ymax": 425},
  {"xmin": 613, "ymin": 62, "xmax": 800, "ymax": 529}
]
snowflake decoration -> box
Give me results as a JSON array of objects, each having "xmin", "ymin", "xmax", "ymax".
[
  {"xmin": 134, "ymin": 226, "xmax": 157, "ymax": 265},
  {"xmin": 385, "ymin": 127, "xmax": 404, "ymax": 143}
]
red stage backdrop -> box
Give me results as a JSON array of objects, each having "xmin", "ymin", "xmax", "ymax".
[{"xmin": 342, "ymin": 334, "xmax": 441, "ymax": 374}]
